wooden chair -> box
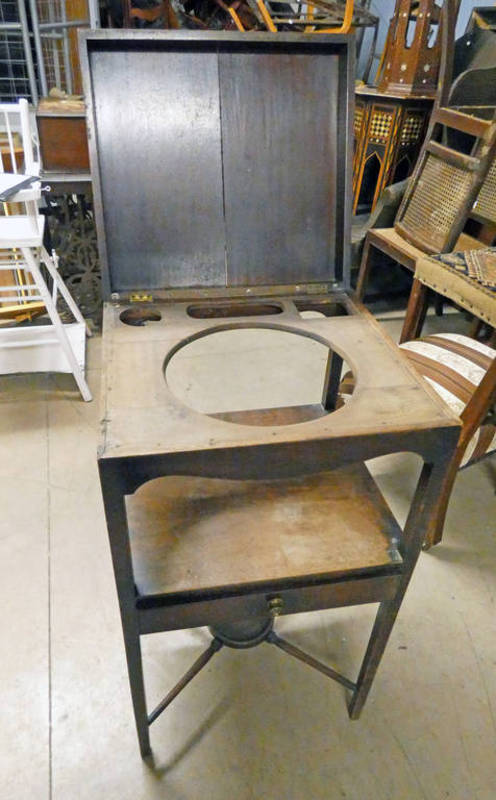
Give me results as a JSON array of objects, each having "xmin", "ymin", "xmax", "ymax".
[
  {"xmin": 399, "ymin": 248, "xmax": 496, "ymax": 548},
  {"xmin": 355, "ymin": 107, "xmax": 496, "ymax": 308},
  {"xmin": 216, "ymin": 0, "xmax": 356, "ymax": 33},
  {"xmin": 398, "ymin": 333, "xmax": 495, "ymax": 548},
  {"xmin": 355, "ymin": 0, "xmax": 496, "ymax": 312},
  {"xmin": 0, "ymin": 100, "xmax": 91, "ymax": 401},
  {"xmin": 123, "ymin": 0, "xmax": 178, "ymax": 28},
  {"xmin": 343, "ymin": 246, "xmax": 496, "ymax": 550}
]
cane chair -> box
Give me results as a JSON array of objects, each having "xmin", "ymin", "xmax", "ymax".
[
  {"xmin": 0, "ymin": 100, "xmax": 92, "ymax": 402},
  {"xmin": 355, "ymin": 107, "xmax": 496, "ymax": 305},
  {"xmin": 357, "ymin": 70, "xmax": 496, "ymax": 325},
  {"xmin": 355, "ymin": 0, "xmax": 496, "ymax": 311}
]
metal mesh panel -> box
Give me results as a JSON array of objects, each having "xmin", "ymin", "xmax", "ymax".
[
  {"xmin": 0, "ymin": 2, "xmax": 32, "ymax": 101},
  {"xmin": 35, "ymin": 0, "xmax": 94, "ymax": 95},
  {"xmin": 38, "ymin": 0, "xmax": 71, "ymax": 91},
  {"xmin": 401, "ymin": 153, "xmax": 473, "ymax": 251},
  {"xmin": 474, "ymin": 156, "xmax": 496, "ymax": 225}
]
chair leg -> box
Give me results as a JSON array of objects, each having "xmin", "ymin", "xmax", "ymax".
[
  {"xmin": 434, "ymin": 294, "xmax": 444, "ymax": 317},
  {"xmin": 355, "ymin": 237, "xmax": 375, "ymax": 302},
  {"xmin": 422, "ymin": 454, "xmax": 463, "ymax": 550},
  {"xmin": 400, "ymin": 278, "xmax": 429, "ymax": 343},
  {"xmin": 21, "ymin": 247, "xmax": 92, "ymax": 402}
]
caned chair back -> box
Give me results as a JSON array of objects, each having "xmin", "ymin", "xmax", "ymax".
[{"xmin": 394, "ymin": 107, "xmax": 496, "ymax": 254}]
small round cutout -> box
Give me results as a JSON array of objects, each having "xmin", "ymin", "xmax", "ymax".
[{"xmin": 119, "ymin": 307, "xmax": 162, "ymax": 327}]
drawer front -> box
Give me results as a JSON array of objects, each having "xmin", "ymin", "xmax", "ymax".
[{"xmin": 137, "ymin": 572, "xmax": 401, "ymax": 635}]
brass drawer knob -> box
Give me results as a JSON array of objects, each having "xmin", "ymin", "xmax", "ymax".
[{"xmin": 268, "ymin": 597, "xmax": 284, "ymax": 618}]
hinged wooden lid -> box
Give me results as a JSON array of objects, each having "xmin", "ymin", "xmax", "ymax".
[{"xmin": 80, "ymin": 31, "xmax": 354, "ymax": 299}]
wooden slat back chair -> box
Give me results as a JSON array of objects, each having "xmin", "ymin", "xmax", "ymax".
[
  {"xmin": 0, "ymin": 99, "xmax": 92, "ymax": 401},
  {"xmin": 398, "ymin": 338, "xmax": 496, "ymax": 547},
  {"xmin": 397, "ymin": 247, "xmax": 496, "ymax": 548},
  {"xmin": 342, "ymin": 249, "xmax": 496, "ymax": 550}
]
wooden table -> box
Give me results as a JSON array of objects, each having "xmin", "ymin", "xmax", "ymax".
[{"xmin": 98, "ymin": 292, "xmax": 460, "ymax": 756}]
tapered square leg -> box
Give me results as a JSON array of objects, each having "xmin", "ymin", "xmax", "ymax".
[{"xmin": 400, "ymin": 278, "xmax": 429, "ymax": 343}]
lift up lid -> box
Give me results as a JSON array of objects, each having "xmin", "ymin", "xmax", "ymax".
[{"xmin": 80, "ymin": 31, "xmax": 354, "ymax": 299}]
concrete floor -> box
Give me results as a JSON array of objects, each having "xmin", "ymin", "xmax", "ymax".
[{"xmin": 1, "ymin": 310, "xmax": 496, "ymax": 800}]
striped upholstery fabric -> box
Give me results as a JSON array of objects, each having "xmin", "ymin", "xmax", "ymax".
[
  {"xmin": 400, "ymin": 334, "xmax": 496, "ymax": 466},
  {"xmin": 339, "ymin": 333, "xmax": 496, "ymax": 467}
]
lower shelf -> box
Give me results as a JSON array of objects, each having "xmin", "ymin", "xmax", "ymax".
[{"xmin": 126, "ymin": 462, "xmax": 403, "ymax": 604}]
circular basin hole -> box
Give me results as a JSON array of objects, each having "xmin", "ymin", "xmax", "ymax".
[
  {"xmin": 165, "ymin": 327, "xmax": 352, "ymax": 426},
  {"xmin": 120, "ymin": 307, "xmax": 162, "ymax": 326}
]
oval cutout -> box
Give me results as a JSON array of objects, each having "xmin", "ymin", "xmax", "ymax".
[
  {"xmin": 187, "ymin": 302, "xmax": 283, "ymax": 319},
  {"xmin": 120, "ymin": 307, "xmax": 162, "ymax": 327}
]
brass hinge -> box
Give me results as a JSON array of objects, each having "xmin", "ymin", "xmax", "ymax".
[{"xmin": 130, "ymin": 293, "xmax": 153, "ymax": 303}]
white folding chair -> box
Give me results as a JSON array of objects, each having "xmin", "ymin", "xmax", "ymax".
[{"xmin": 0, "ymin": 99, "xmax": 92, "ymax": 402}]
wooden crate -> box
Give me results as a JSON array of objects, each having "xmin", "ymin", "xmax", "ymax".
[{"xmin": 37, "ymin": 100, "xmax": 89, "ymax": 173}]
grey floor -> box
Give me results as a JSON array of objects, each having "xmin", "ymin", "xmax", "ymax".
[{"xmin": 1, "ymin": 310, "xmax": 496, "ymax": 800}]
